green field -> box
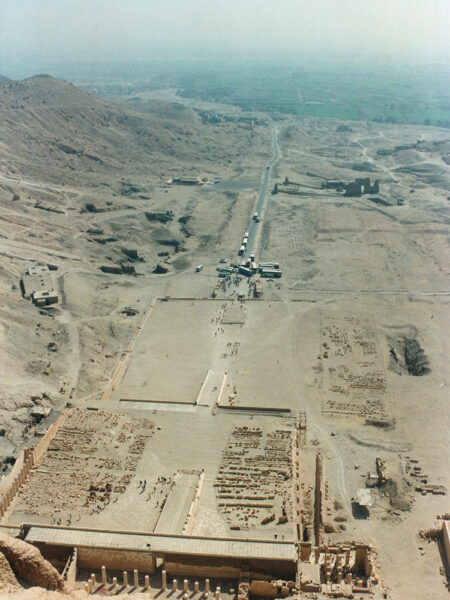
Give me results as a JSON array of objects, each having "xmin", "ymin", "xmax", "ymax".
[
  {"xmin": 68, "ymin": 57, "xmax": 449, "ymax": 126},
  {"xmin": 176, "ymin": 61, "xmax": 450, "ymax": 125}
]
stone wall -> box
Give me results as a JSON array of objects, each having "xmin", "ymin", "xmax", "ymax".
[
  {"xmin": 77, "ymin": 547, "xmax": 155, "ymax": 571},
  {"xmin": 165, "ymin": 554, "xmax": 295, "ymax": 580},
  {"xmin": 0, "ymin": 411, "xmax": 69, "ymax": 521}
]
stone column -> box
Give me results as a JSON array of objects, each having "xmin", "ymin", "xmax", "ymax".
[
  {"xmin": 215, "ymin": 586, "xmax": 221, "ymax": 600},
  {"xmin": 162, "ymin": 569, "xmax": 167, "ymax": 590},
  {"xmin": 123, "ymin": 571, "xmax": 128, "ymax": 587},
  {"xmin": 112, "ymin": 577, "xmax": 118, "ymax": 588},
  {"xmin": 144, "ymin": 575, "xmax": 150, "ymax": 590},
  {"xmin": 90, "ymin": 573, "xmax": 96, "ymax": 587},
  {"xmin": 194, "ymin": 581, "xmax": 199, "ymax": 593},
  {"xmin": 205, "ymin": 579, "xmax": 210, "ymax": 593},
  {"xmin": 101, "ymin": 566, "xmax": 107, "ymax": 585},
  {"xmin": 134, "ymin": 570, "xmax": 139, "ymax": 588},
  {"xmin": 184, "ymin": 579, "xmax": 189, "ymax": 593},
  {"xmin": 172, "ymin": 579, "xmax": 178, "ymax": 592}
]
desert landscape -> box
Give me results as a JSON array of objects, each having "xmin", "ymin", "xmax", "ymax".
[{"xmin": 0, "ymin": 49, "xmax": 448, "ymax": 600}]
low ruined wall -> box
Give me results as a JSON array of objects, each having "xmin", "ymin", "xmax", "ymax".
[
  {"xmin": 0, "ymin": 412, "xmax": 70, "ymax": 520},
  {"xmin": 249, "ymin": 580, "xmax": 280, "ymax": 597},
  {"xmin": 65, "ymin": 548, "xmax": 78, "ymax": 589},
  {"xmin": 0, "ymin": 450, "xmax": 32, "ymax": 520},
  {"xmin": 443, "ymin": 522, "xmax": 450, "ymax": 568},
  {"xmin": 77, "ymin": 547, "xmax": 155, "ymax": 572},
  {"xmin": 33, "ymin": 411, "xmax": 70, "ymax": 463}
]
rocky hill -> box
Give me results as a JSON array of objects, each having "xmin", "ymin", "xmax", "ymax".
[
  {"xmin": 0, "ymin": 74, "xmax": 265, "ymax": 185},
  {"xmin": 0, "ymin": 74, "xmax": 269, "ymax": 481}
]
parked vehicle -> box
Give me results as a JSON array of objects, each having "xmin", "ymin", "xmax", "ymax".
[
  {"xmin": 238, "ymin": 265, "xmax": 253, "ymax": 277},
  {"xmin": 260, "ymin": 268, "xmax": 282, "ymax": 278}
]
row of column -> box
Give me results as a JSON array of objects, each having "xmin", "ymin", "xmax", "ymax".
[
  {"xmin": 85, "ymin": 568, "xmax": 226, "ymax": 598},
  {"xmin": 0, "ymin": 449, "xmax": 35, "ymax": 518},
  {"xmin": 0, "ymin": 413, "xmax": 70, "ymax": 521},
  {"xmin": 323, "ymin": 552, "xmax": 361, "ymax": 587},
  {"xmin": 0, "ymin": 415, "xmax": 68, "ymax": 519}
]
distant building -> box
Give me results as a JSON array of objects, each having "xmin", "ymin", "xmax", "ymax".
[
  {"xmin": 22, "ymin": 265, "xmax": 59, "ymax": 307},
  {"xmin": 343, "ymin": 182, "xmax": 362, "ymax": 197},
  {"xmin": 323, "ymin": 178, "xmax": 380, "ymax": 197},
  {"xmin": 171, "ymin": 176, "xmax": 203, "ymax": 186}
]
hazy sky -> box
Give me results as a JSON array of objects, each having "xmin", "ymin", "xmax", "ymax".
[{"xmin": 1, "ymin": 0, "xmax": 449, "ymax": 72}]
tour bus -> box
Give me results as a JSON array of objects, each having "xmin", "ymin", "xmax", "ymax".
[
  {"xmin": 238, "ymin": 265, "xmax": 253, "ymax": 277},
  {"xmin": 259, "ymin": 262, "xmax": 280, "ymax": 270},
  {"xmin": 260, "ymin": 268, "xmax": 282, "ymax": 278}
]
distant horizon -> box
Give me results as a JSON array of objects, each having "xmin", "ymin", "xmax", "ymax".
[
  {"xmin": 2, "ymin": 52, "xmax": 449, "ymax": 84},
  {"xmin": 1, "ymin": 0, "xmax": 448, "ymax": 81}
]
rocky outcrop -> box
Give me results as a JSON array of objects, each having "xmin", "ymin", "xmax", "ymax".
[
  {"xmin": 100, "ymin": 264, "xmax": 136, "ymax": 275},
  {"xmin": 121, "ymin": 248, "xmax": 144, "ymax": 262},
  {"xmin": 0, "ymin": 533, "xmax": 65, "ymax": 591},
  {"xmin": 388, "ymin": 332, "xmax": 430, "ymax": 376},
  {"xmin": 0, "ymin": 552, "xmax": 19, "ymax": 592},
  {"xmin": 145, "ymin": 210, "xmax": 174, "ymax": 223},
  {"xmin": 153, "ymin": 263, "xmax": 169, "ymax": 274}
]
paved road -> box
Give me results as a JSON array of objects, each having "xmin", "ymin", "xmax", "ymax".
[
  {"xmin": 221, "ymin": 126, "xmax": 280, "ymax": 298},
  {"xmin": 244, "ymin": 127, "xmax": 280, "ymax": 260}
]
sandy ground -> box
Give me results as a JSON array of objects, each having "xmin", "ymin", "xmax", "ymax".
[{"xmin": 0, "ymin": 76, "xmax": 449, "ymax": 598}]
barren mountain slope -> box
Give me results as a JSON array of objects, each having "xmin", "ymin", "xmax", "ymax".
[
  {"xmin": 0, "ymin": 74, "xmax": 268, "ymax": 184},
  {"xmin": 0, "ymin": 74, "xmax": 270, "ymax": 477}
]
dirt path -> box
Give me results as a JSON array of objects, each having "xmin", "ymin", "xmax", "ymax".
[
  {"xmin": 0, "ymin": 173, "xmax": 81, "ymax": 195},
  {"xmin": 55, "ymin": 308, "xmax": 81, "ymax": 395}
]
